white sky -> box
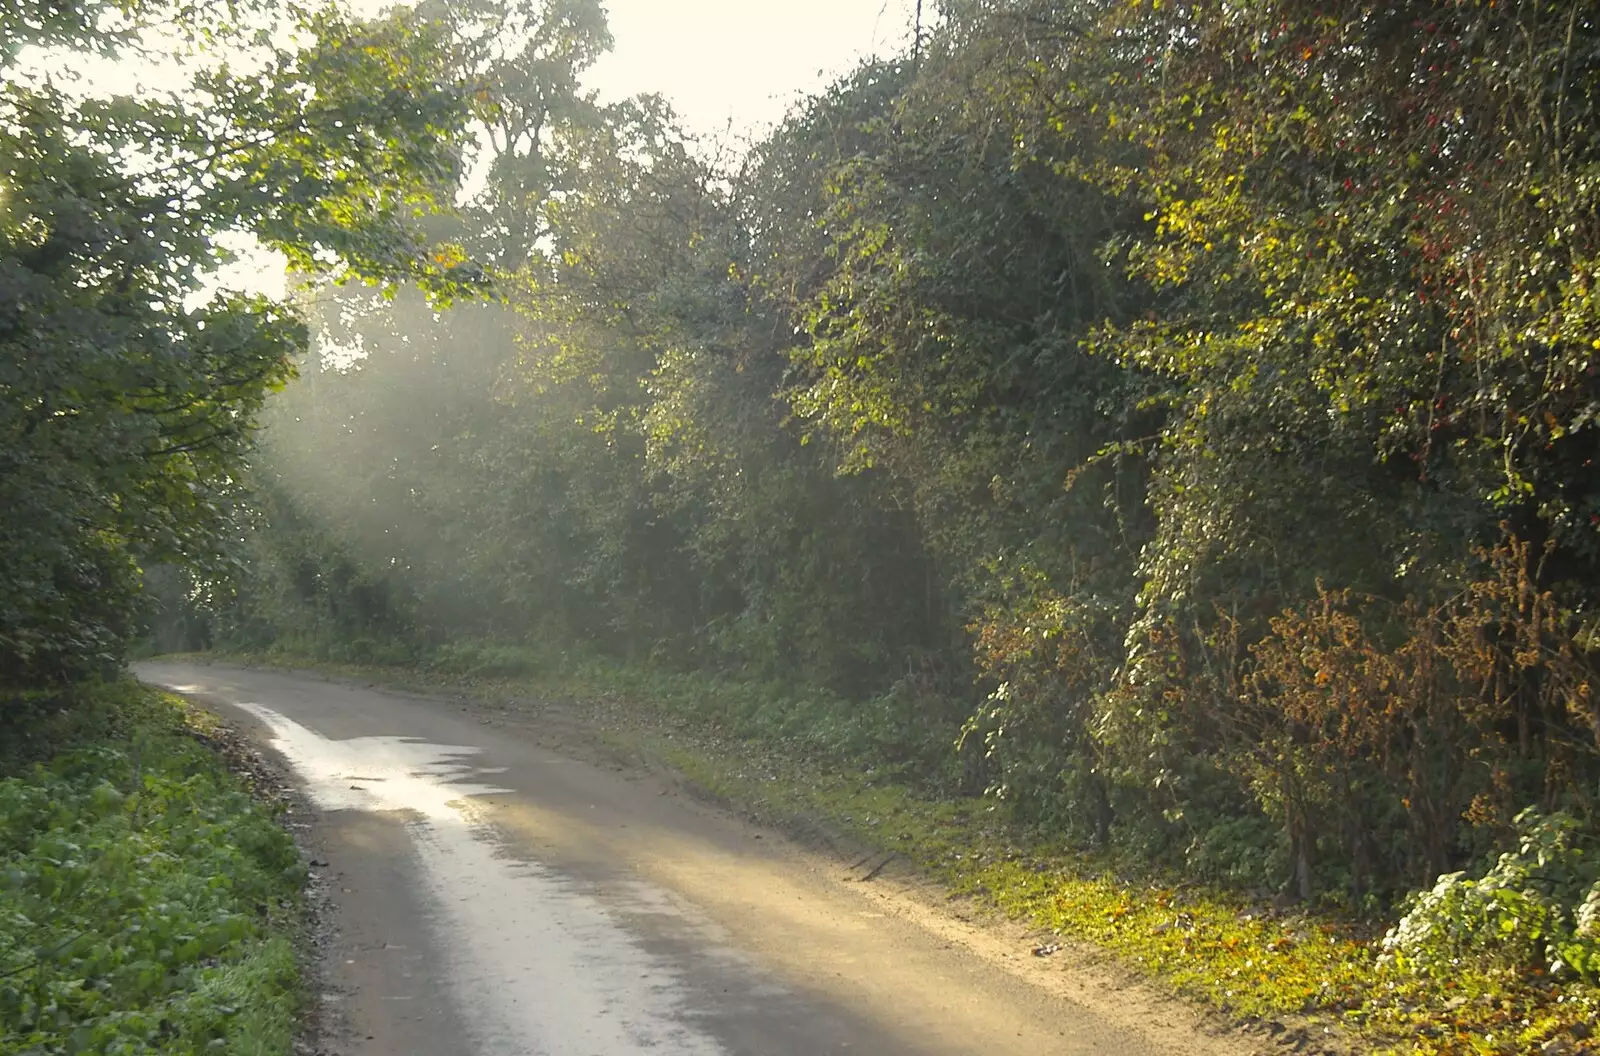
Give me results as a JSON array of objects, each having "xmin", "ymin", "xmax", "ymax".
[{"xmin": 589, "ymin": 0, "xmax": 918, "ymax": 142}]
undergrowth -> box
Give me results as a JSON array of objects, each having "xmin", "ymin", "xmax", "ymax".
[
  {"xmin": 0, "ymin": 681, "xmax": 304, "ymax": 1055},
  {"xmin": 196, "ymin": 645, "xmax": 1600, "ymax": 1055}
]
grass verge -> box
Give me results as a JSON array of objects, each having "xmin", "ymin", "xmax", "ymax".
[
  {"xmin": 0, "ymin": 680, "xmax": 306, "ymax": 1056},
  {"xmin": 196, "ymin": 647, "xmax": 1600, "ymax": 1056}
]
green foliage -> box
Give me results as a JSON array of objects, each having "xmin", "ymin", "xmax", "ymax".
[
  {"xmin": 427, "ymin": 640, "xmax": 550, "ymax": 679},
  {"xmin": 1, "ymin": 0, "xmax": 480, "ymax": 685},
  {"xmin": 1, "ymin": 681, "xmax": 166, "ymax": 775},
  {"xmin": 551, "ymin": 657, "xmax": 944, "ymax": 778},
  {"xmin": 1384, "ymin": 810, "xmax": 1600, "ymax": 983},
  {"xmin": 205, "ymin": 0, "xmax": 1600, "ymax": 986},
  {"xmin": 0, "ymin": 682, "xmax": 303, "ymax": 1055}
]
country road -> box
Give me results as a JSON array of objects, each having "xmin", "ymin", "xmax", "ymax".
[{"xmin": 136, "ymin": 661, "xmax": 1258, "ymax": 1056}]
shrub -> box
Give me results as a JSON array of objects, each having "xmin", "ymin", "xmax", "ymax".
[{"xmin": 1382, "ymin": 808, "xmax": 1600, "ymax": 981}]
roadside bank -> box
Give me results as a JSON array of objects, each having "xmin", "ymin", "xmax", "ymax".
[{"xmin": 0, "ymin": 680, "xmax": 306, "ymax": 1056}]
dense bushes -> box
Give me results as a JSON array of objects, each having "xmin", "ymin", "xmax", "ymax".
[
  {"xmin": 192, "ymin": 0, "xmax": 1600, "ymax": 925},
  {"xmin": 1383, "ymin": 809, "xmax": 1600, "ymax": 983},
  {"xmin": 0, "ymin": 683, "xmax": 304, "ymax": 1055}
]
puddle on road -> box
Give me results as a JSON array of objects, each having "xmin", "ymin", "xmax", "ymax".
[{"xmin": 230, "ymin": 699, "xmax": 727, "ymax": 1056}]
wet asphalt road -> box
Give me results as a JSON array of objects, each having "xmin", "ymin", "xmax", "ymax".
[{"xmin": 137, "ymin": 660, "xmax": 1246, "ymax": 1056}]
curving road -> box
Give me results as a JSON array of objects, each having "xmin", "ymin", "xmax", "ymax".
[{"xmin": 137, "ymin": 660, "xmax": 1253, "ymax": 1056}]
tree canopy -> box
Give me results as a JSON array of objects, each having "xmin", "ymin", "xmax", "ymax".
[{"xmin": 0, "ymin": 0, "xmax": 480, "ymax": 682}]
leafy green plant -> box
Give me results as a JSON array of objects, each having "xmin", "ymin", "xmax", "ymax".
[
  {"xmin": 0, "ymin": 684, "xmax": 304, "ymax": 1055},
  {"xmin": 1383, "ymin": 809, "xmax": 1600, "ymax": 981}
]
